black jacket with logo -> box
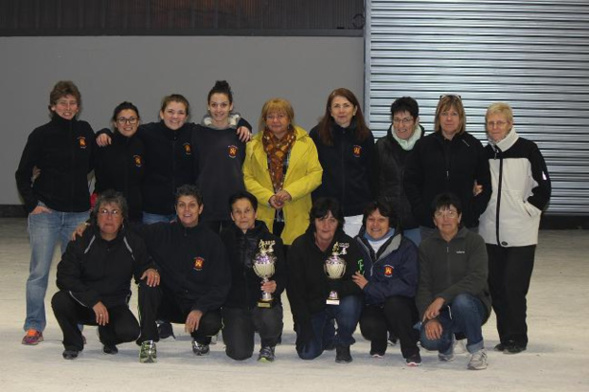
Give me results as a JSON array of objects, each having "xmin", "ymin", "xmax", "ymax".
[
  {"xmin": 94, "ymin": 130, "xmax": 145, "ymax": 221},
  {"xmin": 310, "ymin": 121, "xmax": 375, "ymax": 216},
  {"xmin": 134, "ymin": 221, "xmax": 230, "ymax": 313},
  {"xmin": 138, "ymin": 121, "xmax": 195, "ymax": 215},
  {"xmin": 16, "ymin": 115, "xmax": 95, "ymax": 213}
]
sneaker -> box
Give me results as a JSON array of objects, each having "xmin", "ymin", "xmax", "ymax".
[
  {"xmin": 405, "ymin": 352, "xmax": 422, "ymax": 367},
  {"xmin": 370, "ymin": 350, "xmax": 385, "ymax": 359},
  {"xmin": 192, "ymin": 341, "xmax": 210, "ymax": 356},
  {"xmin": 157, "ymin": 321, "xmax": 175, "ymax": 339},
  {"xmin": 62, "ymin": 349, "xmax": 79, "ymax": 360},
  {"xmin": 22, "ymin": 329, "xmax": 43, "ymax": 345},
  {"xmin": 139, "ymin": 341, "xmax": 157, "ymax": 363},
  {"xmin": 468, "ymin": 348, "xmax": 488, "ymax": 370},
  {"xmin": 505, "ymin": 344, "xmax": 526, "ymax": 354},
  {"xmin": 438, "ymin": 343, "xmax": 455, "ymax": 362},
  {"xmin": 103, "ymin": 344, "xmax": 118, "ymax": 355},
  {"xmin": 494, "ymin": 343, "xmax": 506, "ymax": 352},
  {"xmin": 258, "ymin": 346, "xmax": 276, "ymax": 362},
  {"xmin": 335, "ymin": 345, "xmax": 352, "ymax": 363}
]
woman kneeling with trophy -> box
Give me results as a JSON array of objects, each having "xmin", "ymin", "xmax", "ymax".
[
  {"xmin": 287, "ymin": 197, "xmax": 363, "ymax": 363},
  {"xmin": 220, "ymin": 191, "xmax": 286, "ymax": 362}
]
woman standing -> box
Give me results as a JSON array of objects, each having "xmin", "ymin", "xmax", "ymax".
[
  {"xmin": 374, "ymin": 97, "xmax": 424, "ymax": 245},
  {"xmin": 243, "ymin": 98, "xmax": 322, "ymax": 246},
  {"xmin": 94, "ymin": 102, "xmax": 144, "ymax": 222},
  {"xmin": 310, "ymin": 88, "xmax": 375, "ymax": 237},
  {"xmin": 15, "ymin": 81, "xmax": 95, "ymax": 345},
  {"xmin": 193, "ymin": 80, "xmax": 252, "ymax": 232},
  {"xmin": 479, "ymin": 102, "xmax": 551, "ymax": 354},
  {"xmin": 404, "ymin": 95, "xmax": 491, "ymax": 240}
]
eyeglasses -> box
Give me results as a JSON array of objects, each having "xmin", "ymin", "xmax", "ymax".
[
  {"xmin": 98, "ymin": 209, "xmax": 121, "ymax": 216},
  {"xmin": 266, "ymin": 113, "xmax": 287, "ymax": 121},
  {"xmin": 487, "ymin": 120, "xmax": 508, "ymax": 128},
  {"xmin": 393, "ymin": 117, "xmax": 413, "ymax": 125},
  {"xmin": 116, "ymin": 117, "xmax": 138, "ymax": 125},
  {"xmin": 434, "ymin": 209, "xmax": 459, "ymax": 219}
]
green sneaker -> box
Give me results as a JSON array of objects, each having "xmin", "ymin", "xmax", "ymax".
[{"xmin": 139, "ymin": 340, "xmax": 157, "ymax": 363}]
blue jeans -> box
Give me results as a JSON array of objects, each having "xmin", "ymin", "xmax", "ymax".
[
  {"xmin": 420, "ymin": 293, "xmax": 486, "ymax": 354},
  {"xmin": 296, "ymin": 295, "xmax": 362, "ymax": 360},
  {"xmin": 25, "ymin": 207, "xmax": 89, "ymax": 332},
  {"xmin": 142, "ymin": 212, "xmax": 176, "ymax": 224}
]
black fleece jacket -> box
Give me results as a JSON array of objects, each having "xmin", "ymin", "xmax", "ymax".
[
  {"xmin": 133, "ymin": 221, "xmax": 230, "ymax": 313},
  {"xmin": 16, "ymin": 115, "xmax": 95, "ymax": 213},
  {"xmin": 310, "ymin": 121, "xmax": 375, "ymax": 216},
  {"xmin": 56, "ymin": 225, "xmax": 154, "ymax": 308},
  {"xmin": 221, "ymin": 220, "xmax": 286, "ymax": 309},
  {"xmin": 287, "ymin": 228, "xmax": 363, "ymax": 324},
  {"xmin": 94, "ymin": 131, "xmax": 145, "ymax": 221}
]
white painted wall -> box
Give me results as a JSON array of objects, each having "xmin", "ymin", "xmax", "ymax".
[{"xmin": 2, "ymin": 36, "xmax": 364, "ymax": 205}]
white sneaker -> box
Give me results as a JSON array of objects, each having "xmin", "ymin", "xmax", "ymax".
[{"xmin": 468, "ymin": 349, "xmax": 488, "ymax": 370}]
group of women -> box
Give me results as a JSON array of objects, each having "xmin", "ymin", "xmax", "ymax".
[{"xmin": 16, "ymin": 80, "xmax": 551, "ymax": 367}]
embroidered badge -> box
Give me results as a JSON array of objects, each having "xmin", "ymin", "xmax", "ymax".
[
  {"xmin": 228, "ymin": 145, "xmax": 238, "ymax": 158},
  {"xmin": 133, "ymin": 155, "xmax": 142, "ymax": 167},
  {"xmin": 193, "ymin": 257, "xmax": 204, "ymax": 271},
  {"xmin": 78, "ymin": 137, "xmax": 87, "ymax": 149},
  {"xmin": 384, "ymin": 265, "xmax": 394, "ymax": 277},
  {"xmin": 353, "ymin": 145, "xmax": 362, "ymax": 157},
  {"xmin": 183, "ymin": 143, "xmax": 192, "ymax": 155}
]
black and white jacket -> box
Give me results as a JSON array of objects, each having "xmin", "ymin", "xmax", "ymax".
[{"xmin": 479, "ymin": 128, "xmax": 551, "ymax": 247}]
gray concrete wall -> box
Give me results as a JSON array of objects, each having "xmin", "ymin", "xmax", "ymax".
[{"xmin": 2, "ymin": 36, "xmax": 364, "ymax": 205}]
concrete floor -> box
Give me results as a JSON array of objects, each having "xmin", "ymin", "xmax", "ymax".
[{"xmin": 0, "ymin": 218, "xmax": 587, "ymax": 392}]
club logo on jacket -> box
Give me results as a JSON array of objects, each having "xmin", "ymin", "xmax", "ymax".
[
  {"xmin": 228, "ymin": 145, "xmax": 238, "ymax": 158},
  {"xmin": 193, "ymin": 257, "xmax": 204, "ymax": 271},
  {"xmin": 384, "ymin": 265, "xmax": 394, "ymax": 277},
  {"xmin": 183, "ymin": 143, "xmax": 192, "ymax": 155},
  {"xmin": 133, "ymin": 155, "xmax": 143, "ymax": 167},
  {"xmin": 78, "ymin": 137, "xmax": 87, "ymax": 149},
  {"xmin": 353, "ymin": 145, "xmax": 362, "ymax": 157}
]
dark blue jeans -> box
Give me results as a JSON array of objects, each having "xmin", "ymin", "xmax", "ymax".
[
  {"xmin": 420, "ymin": 293, "xmax": 486, "ymax": 354},
  {"xmin": 296, "ymin": 295, "xmax": 362, "ymax": 360}
]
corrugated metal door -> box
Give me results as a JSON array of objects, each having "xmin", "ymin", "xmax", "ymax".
[{"xmin": 366, "ymin": 0, "xmax": 589, "ymax": 215}]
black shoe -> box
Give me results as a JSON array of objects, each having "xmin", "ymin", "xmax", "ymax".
[
  {"xmin": 62, "ymin": 349, "xmax": 79, "ymax": 360},
  {"xmin": 505, "ymin": 344, "xmax": 526, "ymax": 354},
  {"xmin": 157, "ymin": 321, "xmax": 175, "ymax": 339},
  {"xmin": 192, "ymin": 341, "xmax": 210, "ymax": 356},
  {"xmin": 405, "ymin": 352, "xmax": 422, "ymax": 367},
  {"xmin": 335, "ymin": 345, "xmax": 352, "ymax": 363},
  {"xmin": 103, "ymin": 344, "xmax": 118, "ymax": 355},
  {"xmin": 494, "ymin": 343, "xmax": 506, "ymax": 352}
]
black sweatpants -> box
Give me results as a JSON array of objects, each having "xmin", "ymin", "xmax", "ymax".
[
  {"xmin": 487, "ymin": 244, "xmax": 536, "ymax": 347},
  {"xmin": 359, "ymin": 296, "xmax": 420, "ymax": 358}
]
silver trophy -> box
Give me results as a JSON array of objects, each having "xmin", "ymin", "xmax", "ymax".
[
  {"xmin": 324, "ymin": 242, "xmax": 349, "ymax": 305},
  {"xmin": 252, "ymin": 240, "xmax": 277, "ymax": 308}
]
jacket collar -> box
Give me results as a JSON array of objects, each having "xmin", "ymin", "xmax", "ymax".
[{"xmin": 489, "ymin": 126, "xmax": 519, "ymax": 152}]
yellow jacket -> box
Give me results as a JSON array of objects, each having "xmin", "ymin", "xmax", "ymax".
[{"xmin": 243, "ymin": 126, "xmax": 322, "ymax": 245}]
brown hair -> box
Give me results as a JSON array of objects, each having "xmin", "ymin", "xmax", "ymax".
[
  {"xmin": 160, "ymin": 94, "xmax": 190, "ymax": 117},
  {"xmin": 433, "ymin": 95, "xmax": 466, "ymax": 135},
  {"xmin": 48, "ymin": 81, "xmax": 81, "ymax": 113},
  {"xmin": 316, "ymin": 88, "xmax": 370, "ymax": 146}
]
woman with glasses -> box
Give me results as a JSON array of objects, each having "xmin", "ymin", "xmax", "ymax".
[
  {"xmin": 374, "ymin": 97, "xmax": 425, "ymax": 245},
  {"xmin": 94, "ymin": 102, "xmax": 145, "ymax": 222},
  {"xmin": 310, "ymin": 88, "xmax": 375, "ymax": 237},
  {"xmin": 404, "ymin": 95, "xmax": 491, "ymax": 240},
  {"xmin": 243, "ymin": 98, "xmax": 322, "ymax": 247},
  {"xmin": 416, "ymin": 192, "xmax": 491, "ymax": 370},
  {"xmin": 15, "ymin": 81, "xmax": 95, "ymax": 346},
  {"xmin": 479, "ymin": 102, "xmax": 551, "ymax": 354}
]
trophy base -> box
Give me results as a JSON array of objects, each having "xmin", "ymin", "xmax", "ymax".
[
  {"xmin": 257, "ymin": 300, "xmax": 273, "ymax": 308},
  {"xmin": 326, "ymin": 299, "xmax": 340, "ymax": 306}
]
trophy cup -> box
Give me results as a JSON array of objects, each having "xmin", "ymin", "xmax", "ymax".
[
  {"xmin": 252, "ymin": 240, "xmax": 277, "ymax": 308},
  {"xmin": 324, "ymin": 242, "xmax": 349, "ymax": 305}
]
